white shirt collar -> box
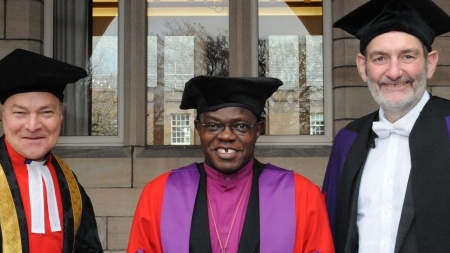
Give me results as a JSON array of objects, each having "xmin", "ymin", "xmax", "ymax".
[{"xmin": 378, "ymin": 92, "xmax": 430, "ymax": 132}]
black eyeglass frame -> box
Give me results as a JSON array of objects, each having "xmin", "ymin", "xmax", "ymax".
[{"xmin": 194, "ymin": 120, "xmax": 261, "ymax": 135}]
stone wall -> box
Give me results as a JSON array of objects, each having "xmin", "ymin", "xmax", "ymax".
[{"xmin": 0, "ymin": 0, "xmax": 43, "ymax": 57}]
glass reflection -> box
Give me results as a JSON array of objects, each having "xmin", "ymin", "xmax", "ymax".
[
  {"xmin": 91, "ymin": 0, "xmax": 119, "ymax": 136},
  {"xmin": 147, "ymin": 0, "xmax": 230, "ymax": 145},
  {"xmin": 259, "ymin": 0, "xmax": 324, "ymax": 136}
]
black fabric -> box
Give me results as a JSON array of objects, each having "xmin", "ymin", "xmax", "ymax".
[
  {"xmin": 0, "ymin": 49, "xmax": 87, "ymax": 103},
  {"xmin": 51, "ymin": 156, "xmax": 103, "ymax": 253},
  {"xmin": 53, "ymin": 157, "xmax": 76, "ymax": 253},
  {"xmin": 179, "ymin": 76, "xmax": 282, "ymax": 119},
  {"xmin": 333, "ymin": 0, "xmax": 450, "ymax": 53},
  {"xmin": 0, "ymin": 137, "xmax": 30, "ymax": 253},
  {"xmin": 72, "ymin": 186, "xmax": 104, "ymax": 252},
  {"xmin": 408, "ymin": 97, "xmax": 450, "ymax": 252},
  {"xmin": 395, "ymin": 177, "xmax": 417, "ymax": 253},
  {"xmin": 335, "ymin": 96, "xmax": 450, "ymax": 253},
  {"xmin": 189, "ymin": 163, "xmax": 213, "ymax": 253},
  {"xmin": 237, "ymin": 160, "xmax": 264, "ymax": 253},
  {"xmin": 189, "ymin": 160, "xmax": 265, "ymax": 253},
  {"xmin": 0, "ymin": 136, "xmax": 103, "ymax": 253},
  {"xmin": 336, "ymin": 112, "xmax": 377, "ymax": 253}
]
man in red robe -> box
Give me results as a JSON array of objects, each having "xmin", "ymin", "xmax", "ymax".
[
  {"xmin": 0, "ymin": 49, "xmax": 103, "ymax": 252},
  {"xmin": 127, "ymin": 76, "xmax": 334, "ymax": 253}
]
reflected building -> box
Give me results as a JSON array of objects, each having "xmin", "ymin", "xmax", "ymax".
[{"xmin": 146, "ymin": 34, "xmax": 323, "ymax": 145}]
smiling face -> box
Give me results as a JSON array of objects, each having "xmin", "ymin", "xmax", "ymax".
[
  {"xmin": 356, "ymin": 31, "xmax": 439, "ymax": 121},
  {"xmin": 195, "ymin": 106, "xmax": 262, "ymax": 174},
  {"xmin": 2, "ymin": 92, "xmax": 63, "ymax": 161}
]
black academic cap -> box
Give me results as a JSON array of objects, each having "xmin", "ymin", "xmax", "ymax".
[
  {"xmin": 333, "ymin": 0, "xmax": 450, "ymax": 53},
  {"xmin": 0, "ymin": 49, "xmax": 87, "ymax": 104},
  {"xmin": 179, "ymin": 76, "xmax": 282, "ymax": 119}
]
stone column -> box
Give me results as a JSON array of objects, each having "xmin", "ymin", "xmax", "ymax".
[{"xmin": 0, "ymin": 0, "xmax": 44, "ymax": 58}]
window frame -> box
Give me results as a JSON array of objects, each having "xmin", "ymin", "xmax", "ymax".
[
  {"xmin": 171, "ymin": 114, "xmax": 191, "ymax": 145},
  {"xmin": 46, "ymin": 0, "xmax": 125, "ymax": 146},
  {"xmin": 47, "ymin": 0, "xmax": 332, "ymax": 147},
  {"xmin": 310, "ymin": 113, "xmax": 325, "ymax": 135},
  {"xmin": 253, "ymin": 0, "xmax": 333, "ymax": 145}
]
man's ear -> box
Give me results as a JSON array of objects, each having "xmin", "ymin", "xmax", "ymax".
[
  {"xmin": 426, "ymin": 50, "xmax": 439, "ymax": 79},
  {"xmin": 194, "ymin": 120, "xmax": 202, "ymax": 133},
  {"xmin": 255, "ymin": 120, "xmax": 265, "ymax": 138},
  {"xmin": 356, "ymin": 53, "xmax": 368, "ymax": 82}
]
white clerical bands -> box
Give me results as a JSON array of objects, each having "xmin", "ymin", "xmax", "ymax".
[{"xmin": 27, "ymin": 161, "xmax": 61, "ymax": 234}]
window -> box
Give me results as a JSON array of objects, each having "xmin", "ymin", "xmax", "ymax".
[
  {"xmin": 146, "ymin": 0, "xmax": 229, "ymax": 145},
  {"xmin": 258, "ymin": 0, "xmax": 324, "ymax": 136},
  {"xmin": 51, "ymin": 0, "xmax": 331, "ymax": 146},
  {"xmin": 90, "ymin": 2, "xmax": 119, "ymax": 137},
  {"xmin": 310, "ymin": 113, "xmax": 324, "ymax": 135},
  {"xmin": 146, "ymin": 0, "xmax": 331, "ymax": 145},
  {"xmin": 171, "ymin": 114, "xmax": 191, "ymax": 145},
  {"xmin": 50, "ymin": 0, "xmax": 122, "ymax": 146}
]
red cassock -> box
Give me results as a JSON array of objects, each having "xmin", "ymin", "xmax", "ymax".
[{"xmin": 0, "ymin": 138, "xmax": 103, "ymax": 253}]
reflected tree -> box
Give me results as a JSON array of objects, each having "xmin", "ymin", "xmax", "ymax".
[
  {"xmin": 161, "ymin": 20, "xmax": 229, "ymax": 76},
  {"xmin": 258, "ymin": 38, "xmax": 268, "ymax": 77},
  {"xmin": 150, "ymin": 20, "xmax": 230, "ymax": 144},
  {"xmin": 206, "ymin": 35, "xmax": 229, "ymax": 76},
  {"xmin": 89, "ymin": 47, "xmax": 119, "ymax": 136},
  {"xmin": 259, "ymin": 35, "xmax": 324, "ymax": 135}
]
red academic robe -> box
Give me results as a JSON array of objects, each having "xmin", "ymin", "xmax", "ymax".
[
  {"xmin": 127, "ymin": 161, "xmax": 334, "ymax": 253},
  {"xmin": 0, "ymin": 137, "xmax": 103, "ymax": 253},
  {"xmin": 10, "ymin": 144, "xmax": 65, "ymax": 252}
]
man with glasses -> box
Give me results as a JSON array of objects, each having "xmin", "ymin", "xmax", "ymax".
[{"xmin": 127, "ymin": 76, "xmax": 334, "ymax": 253}]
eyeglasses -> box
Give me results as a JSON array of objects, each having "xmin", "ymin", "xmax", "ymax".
[{"xmin": 195, "ymin": 120, "xmax": 260, "ymax": 135}]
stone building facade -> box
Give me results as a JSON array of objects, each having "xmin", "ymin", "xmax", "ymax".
[{"xmin": 0, "ymin": 0, "xmax": 449, "ymax": 252}]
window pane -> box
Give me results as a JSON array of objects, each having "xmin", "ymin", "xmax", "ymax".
[
  {"xmin": 310, "ymin": 112, "xmax": 324, "ymax": 135},
  {"xmin": 259, "ymin": 0, "xmax": 324, "ymax": 136},
  {"xmin": 91, "ymin": 0, "xmax": 119, "ymax": 136},
  {"xmin": 171, "ymin": 114, "xmax": 191, "ymax": 145},
  {"xmin": 147, "ymin": 0, "xmax": 229, "ymax": 145}
]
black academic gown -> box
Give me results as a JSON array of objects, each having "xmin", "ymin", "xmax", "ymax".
[
  {"xmin": 0, "ymin": 136, "xmax": 103, "ymax": 253},
  {"xmin": 323, "ymin": 96, "xmax": 450, "ymax": 253}
]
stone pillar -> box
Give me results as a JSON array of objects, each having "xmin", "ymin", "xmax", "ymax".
[
  {"xmin": 332, "ymin": 0, "xmax": 377, "ymax": 134},
  {"xmin": 0, "ymin": 0, "xmax": 44, "ymax": 58}
]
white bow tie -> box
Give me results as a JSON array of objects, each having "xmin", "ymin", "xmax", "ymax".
[{"xmin": 372, "ymin": 121, "xmax": 410, "ymax": 139}]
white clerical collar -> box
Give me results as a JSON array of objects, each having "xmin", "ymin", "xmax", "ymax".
[{"xmin": 26, "ymin": 159, "xmax": 61, "ymax": 234}]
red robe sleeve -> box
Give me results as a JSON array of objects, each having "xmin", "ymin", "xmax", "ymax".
[
  {"xmin": 293, "ymin": 174, "xmax": 335, "ymax": 253},
  {"xmin": 127, "ymin": 172, "xmax": 170, "ymax": 253}
]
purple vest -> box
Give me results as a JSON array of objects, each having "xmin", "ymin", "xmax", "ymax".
[{"xmin": 160, "ymin": 163, "xmax": 296, "ymax": 253}]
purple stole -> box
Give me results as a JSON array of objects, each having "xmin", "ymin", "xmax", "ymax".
[
  {"xmin": 160, "ymin": 163, "xmax": 296, "ymax": 253},
  {"xmin": 321, "ymin": 128, "xmax": 358, "ymax": 238}
]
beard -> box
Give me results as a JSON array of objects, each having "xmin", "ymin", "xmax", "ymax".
[{"xmin": 366, "ymin": 66, "xmax": 428, "ymax": 114}]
